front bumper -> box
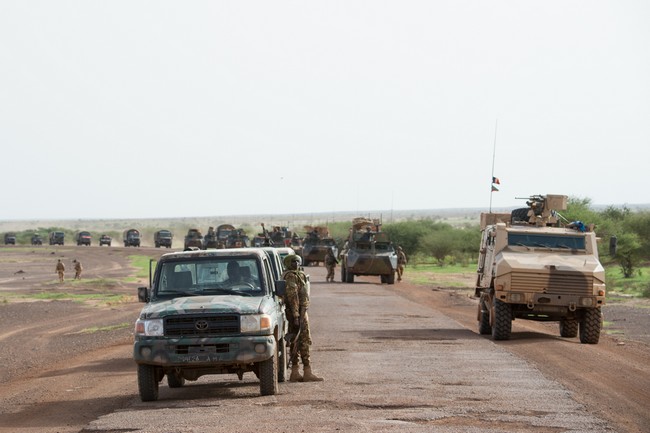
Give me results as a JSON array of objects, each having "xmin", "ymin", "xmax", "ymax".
[{"xmin": 134, "ymin": 335, "xmax": 276, "ymax": 367}]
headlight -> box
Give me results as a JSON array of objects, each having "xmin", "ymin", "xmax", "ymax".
[
  {"xmin": 240, "ymin": 314, "xmax": 272, "ymax": 333},
  {"xmin": 135, "ymin": 319, "xmax": 164, "ymax": 336}
]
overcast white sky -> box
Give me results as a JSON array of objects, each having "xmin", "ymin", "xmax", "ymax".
[{"xmin": 1, "ymin": 1, "xmax": 649, "ymax": 220}]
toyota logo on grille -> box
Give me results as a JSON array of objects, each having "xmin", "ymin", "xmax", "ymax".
[{"xmin": 195, "ymin": 320, "xmax": 209, "ymax": 331}]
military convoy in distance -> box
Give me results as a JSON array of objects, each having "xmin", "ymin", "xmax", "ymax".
[
  {"xmin": 4, "ymin": 232, "xmax": 17, "ymax": 245},
  {"xmin": 99, "ymin": 234, "xmax": 112, "ymax": 246},
  {"xmin": 339, "ymin": 218, "xmax": 397, "ymax": 284},
  {"xmin": 475, "ymin": 194, "xmax": 606, "ymax": 344},
  {"xmin": 184, "ymin": 228, "xmax": 203, "ymax": 249},
  {"xmin": 154, "ymin": 230, "xmax": 173, "ymax": 248},
  {"xmin": 49, "ymin": 231, "xmax": 65, "ymax": 246},
  {"xmin": 203, "ymin": 227, "xmax": 219, "ymax": 249},
  {"xmin": 134, "ymin": 248, "xmax": 288, "ymax": 401},
  {"xmin": 31, "ymin": 233, "xmax": 44, "ymax": 245},
  {"xmin": 75, "ymin": 231, "xmax": 92, "ymax": 246},
  {"xmin": 300, "ymin": 226, "xmax": 338, "ymax": 266},
  {"xmin": 123, "ymin": 229, "xmax": 141, "ymax": 247}
]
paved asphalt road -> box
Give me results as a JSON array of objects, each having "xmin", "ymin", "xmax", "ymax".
[{"xmin": 83, "ymin": 266, "xmax": 613, "ymax": 433}]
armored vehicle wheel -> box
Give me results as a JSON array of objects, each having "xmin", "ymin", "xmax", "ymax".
[
  {"xmin": 511, "ymin": 207, "xmax": 530, "ymax": 224},
  {"xmin": 137, "ymin": 364, "xmax": 160, "ymax": 402},
  {"xmin": 167, "ymin": 371, "xmax": 185, "ymax": 388},
  {"xmin": 492, "ymin": 299, "xmax": 512, "ymax": 340},
  {"xmin": 478, "ymin": 299, "xmax": 491, "ymax": 335},
  {"xmin": 277, "ymin": 337, "xmax": 288, "ymax": 383},
  {"xmin": 345, "ymin": 270, "xmax": 354, "ymax": 283},
  {"xmin": 341, "ymin": 266, "xmax": 347, "ymax": 283},
  {"xmin": 380, "ymin": 275, "xmax": 386, "ymax": 283},
  {"xmin": 559, "ymin": 319, "xmax": 579, "ymax": 338},
  {"xmin": 579, "ymin": 308, "xmax": 602, "ymax": 344},
  {"xmin": 259, "ymin": 345, "xmax": 279, "ymax": 396},
  {"xmin": 386, "ymin": 273, "xmax": 395, "ymax": 284}
]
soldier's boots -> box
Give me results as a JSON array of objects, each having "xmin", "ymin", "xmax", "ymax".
[
  {"xmin": 302, "ymin": 365, "xmax": 324, "ymax": 382},
  {"xmin": 289, "ymin": 364, "xmax": 303, "ymax": 382}
]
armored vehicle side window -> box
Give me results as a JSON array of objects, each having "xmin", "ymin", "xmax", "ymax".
[{"xmin": 508, "ymin": 233, "xmax": 585, "ymax": 250}]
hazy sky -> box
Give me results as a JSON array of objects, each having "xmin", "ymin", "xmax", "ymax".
[{"xmin": 1, "ymin": 1, "xmax": 649, "ymax": 220}]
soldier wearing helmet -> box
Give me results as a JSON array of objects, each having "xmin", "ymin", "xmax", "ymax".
[
  {"xmin": 324, "ymin": 247, "xmax": 338, "ymax": 282},
  {"xmin": 396, "ymin": 245, "xmax": 407, "ymax": 281},
  {"xmin": 282, "ymin": 254, "xmax": 323, "ymax": 382}
]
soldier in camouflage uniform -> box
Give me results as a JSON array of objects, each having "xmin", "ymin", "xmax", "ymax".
[
  {"xmin": 55, "ymin": 259, "xmax": 65, "ymax": 282},
  {"xmin": 73, "ymin": 259, "xmax": 83, "ymax": 280},
  {"xmin": 396, "ymin": 246, "xmax": 407, "ymax": 281},
  {"xmin": 324, "ymin": 248, "xmax": 338, "ymax": 282},
  {"xmin": 282, "ymin": 254, "xmax": 324, "ymax": 382}
]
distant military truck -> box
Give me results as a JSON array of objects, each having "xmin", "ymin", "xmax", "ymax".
[
  {"xmin": 203, "ymin": 226, "xmax": 219, "ymax": 249},
  {"xmin": 99, "ymin": 234, "xmax": 112, "ymax": 246},
  {"xmin": 340, "ymin": 218, "xmax": 397, "ymax": 284},
  {"xmin": 216, "ymin": 224, "xmax": 235, "ymax": 248},
  {"xmin": 123, "ymin": 229, "xmax": 141, "ymax": 247},
  {"xmin": 225, "ymin": 228, "xmax": 250, "ymax": 249},
  {"xmin": 301, "ymin": 226, "xmax": 337, "ymax": 266},
  {"xmin": 475, "ymin": 194, "xmax": 606, "ymax": 344},
  {"xmin": 4, "ymin": 232, "xmax": 17, "ymax": 245},
  {"xmin": 154, "ymin": 230, "xmax": 173, "ymax": 248},
  {"xmin": 31, "ymin": 233, "xmax": 43, "ymax": 245},
  {"xmin": 75, "ymin": 231, "xmax": 92, "ymax": 246},
  {"xmin": 134, "ymin": 248, "xmax": 288, "ymax": 401},
  {"xmin": 184, "ymin": 228, "xmax": 203, "ymax": 249},
  {"xmin": 49, "ymin": 231, "xmax": 65, "ymax": 246}
]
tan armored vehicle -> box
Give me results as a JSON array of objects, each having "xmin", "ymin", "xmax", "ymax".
[
  {"xmin": 301, "ymin": 225, "xmax": 337, "ymax": 266},
  {"xmin": 340, "ymin": 217, "xmax": 397, "ymax": 284},
  {"xmin": 475, "ymin": 194, "xmax": 606, "ymax": 344}
]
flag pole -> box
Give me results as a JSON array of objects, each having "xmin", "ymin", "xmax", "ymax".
[{"xmin": 489, "ymin": 119, "xmax": 498, "ymax": 213}]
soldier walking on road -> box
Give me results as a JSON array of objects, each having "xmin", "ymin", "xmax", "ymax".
[
  {"xmin": 282, "ymin": 254, "xmax": 324, "ymax": 382},
  {"xmin": 56, "ymin": 259, "xmax": 65, "ymax": 282},
  {"xmin": 73, "ymin": 259, "xmax": 83, "ymax": 280},
  {"xmin": 324, "ymin": 248, "xmax": 338, "ymax": 282},
  {"xmin": 397, "ymin": 246, "xmax": 407, "ymax": 282}
]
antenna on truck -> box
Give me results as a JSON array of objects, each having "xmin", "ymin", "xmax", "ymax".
[{"xmin": 489, "ymin": 119, "xmax": 498, "ymax": 213}]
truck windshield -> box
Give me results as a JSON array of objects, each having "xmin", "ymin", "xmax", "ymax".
[
  {"xmin": 508, "ymin": 233, "xmax": 585, "ymax": 249},
  {"xmin": 156, "ymin": 257, "xmax": 265, "ymax": 297}
]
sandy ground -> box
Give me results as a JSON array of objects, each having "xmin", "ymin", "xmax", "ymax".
[{"xmin": 0, "ymin": 245, "xmax": 648, "ymax": 432}]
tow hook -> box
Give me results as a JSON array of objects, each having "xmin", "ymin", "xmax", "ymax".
[{"xmin": 569, "ymin": 303, "xmax": 577, "ymax": 312}]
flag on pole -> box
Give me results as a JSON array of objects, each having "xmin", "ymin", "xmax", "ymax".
[
  {"xmin": 492, "ymin": 177, "xmax": 500, "ymax": 185},
  {"xmin": 491, "ymin": 185, "xmax": 499, "ymax": 192}
]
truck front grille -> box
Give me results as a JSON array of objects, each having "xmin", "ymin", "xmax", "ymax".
[
  {"xmin": 165, "ymin": 314, "xmax": 240, "ymax": 337},
  {"xmin": 511, "ymin": 272, "xmax": 593, "ymax": 296}
]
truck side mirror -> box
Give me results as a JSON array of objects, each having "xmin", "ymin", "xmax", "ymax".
[
  {"xmin": 274, "ymin": 280, "xmax": 286, "ymax": 297},
  {"xmin": 137, "ymin": 286, "xmax": 150, "ymax": 303},
  {"xmin": 609, "ymin": 235, "xmax": 617, "ymax": 256}
]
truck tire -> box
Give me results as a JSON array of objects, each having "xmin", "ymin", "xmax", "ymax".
[
  {"xmin": 478, "ymin": 299, "xmax": 491, "ymax": 335},
  {"xmin": 259, "ymin": 346, "xmax": 279, "ymax": 396},
  {"xmin": 386, "ymin": 272, "xmax": 395, "ymax": 285},
  {"xmin": 559, "ymin": 319, "xmax": 579, "ymax": 338},
  {"xmin": 341, "ymin": 266, "xmax": 347, "ymax": 283},
  {"xmin": 167, "ymin": 371, "xmax": 185, "ymax": 388},
  {"xmin": 277, "ymin": 337, "xmax": 288, "ymax": 383},
  {"xmin": 579, "ymin": 308, "xmax": 602, "ymax": 344},
  {"xmin": 345, "ymin": 270, "xmax": 354, "ymax": 283},
  {"xmin": 137, "ymin": 364, "xmax": 160, "ymax": 402},
  {"xmin": 511, "ymin": 207, "xmax": 530, "ymax": 224},
  {"xmin": 492, "ymin": 299, "xmax": 512, "ymax": 340}
]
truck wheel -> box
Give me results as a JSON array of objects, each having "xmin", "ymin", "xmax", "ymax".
[
  {"xmin": 492, "ymin": 299, "xmax": 512, "ymax": 340},
  {"xmin": 167, "ymin": 371, "xmax": 185, "ymax": 388},
  {"xmin": 277, "ymin": 337, "xmax": 288, "ymax": 383},
  {"xmin": 341, "ymin": 266, "xmax": 347, "ymax": 283},
  {"xmin": 137, "ymin": 364, "xmax": 160, "ymax": 402},
  {"xmin": 559, "ymin": 319, "xmax": 579, "ymax": 338},
  {"xmin": 579, "ymin": 308, "xmax": 602, "ymax": 344},
  {"xmin": 259, "ymin": 346, "xmax": 279, "ymax": 396},
  {"xmin": 478, "ymin": 300, "xmax": 491, "ymax": 335},
  {"xmin": 386, "ymin": 273, "xmax": 395, "ymax": 285},
  {"xmin": 345, "ymin": 270, "xmax": 354, "ymax": 283}
]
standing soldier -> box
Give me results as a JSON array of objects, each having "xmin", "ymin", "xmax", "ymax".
[
  {"xmin": 396, "ymin": 246, "xmax": 407, "ymax": 282},
  {"xmin": 73, "ymin": 259, "xmax": 83, "ymax": 280},
  {"xmin": 282, "ymin": 254, "xmax": 324, "ymax": 382},
  {"xmin": 55, "ymin": 259, "xmax": 65, "ymax": 282},
  {"xmin": 324, "ymin": 248, "xmax": 338, "ymax": 282}
]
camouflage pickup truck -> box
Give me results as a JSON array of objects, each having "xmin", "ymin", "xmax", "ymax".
[{"xmin": 134, "ymin": 248, "xmax": 289, "ymax": 401}]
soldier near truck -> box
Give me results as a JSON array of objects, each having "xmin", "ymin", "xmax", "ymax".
[
  {"xmin": 55, "ymin": 259, "xmax": 65, "ymax": 282},
  {"xmin": 475, "ymin": 194, "xmax": 606, "ymax": 344},
  {"xmin": 324, "ymin": 248, "xmax": 338, "ymax": 282},
  {"xmin": 396, "ymin": 246, "xmax": 407, "ymax": 281}
]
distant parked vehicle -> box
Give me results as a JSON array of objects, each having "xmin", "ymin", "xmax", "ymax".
[
  {"xmin": 49, "ymin": 231, "xmax": 65, "ymax": 246},
  {"xmin": 4, "ymin": 232, "xmax": 17, "ymax": 245},
  {"xmin": 123, "ymin": 229, "xmax": 141, "ymax": 247},
  {"xmin": 75, "ymin": 231, "xmax": 92, "ymax": 246},
  {"xmin": 31, "ymin": 233, "xmax": 44, "ymax": 245},
  {"xmin": 154, "ymin": 230, "xmax": 173, "ymax": 248},
  {"xmin": 99, "ymin": 234, "xmax": 112, "ymax": 247}
]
